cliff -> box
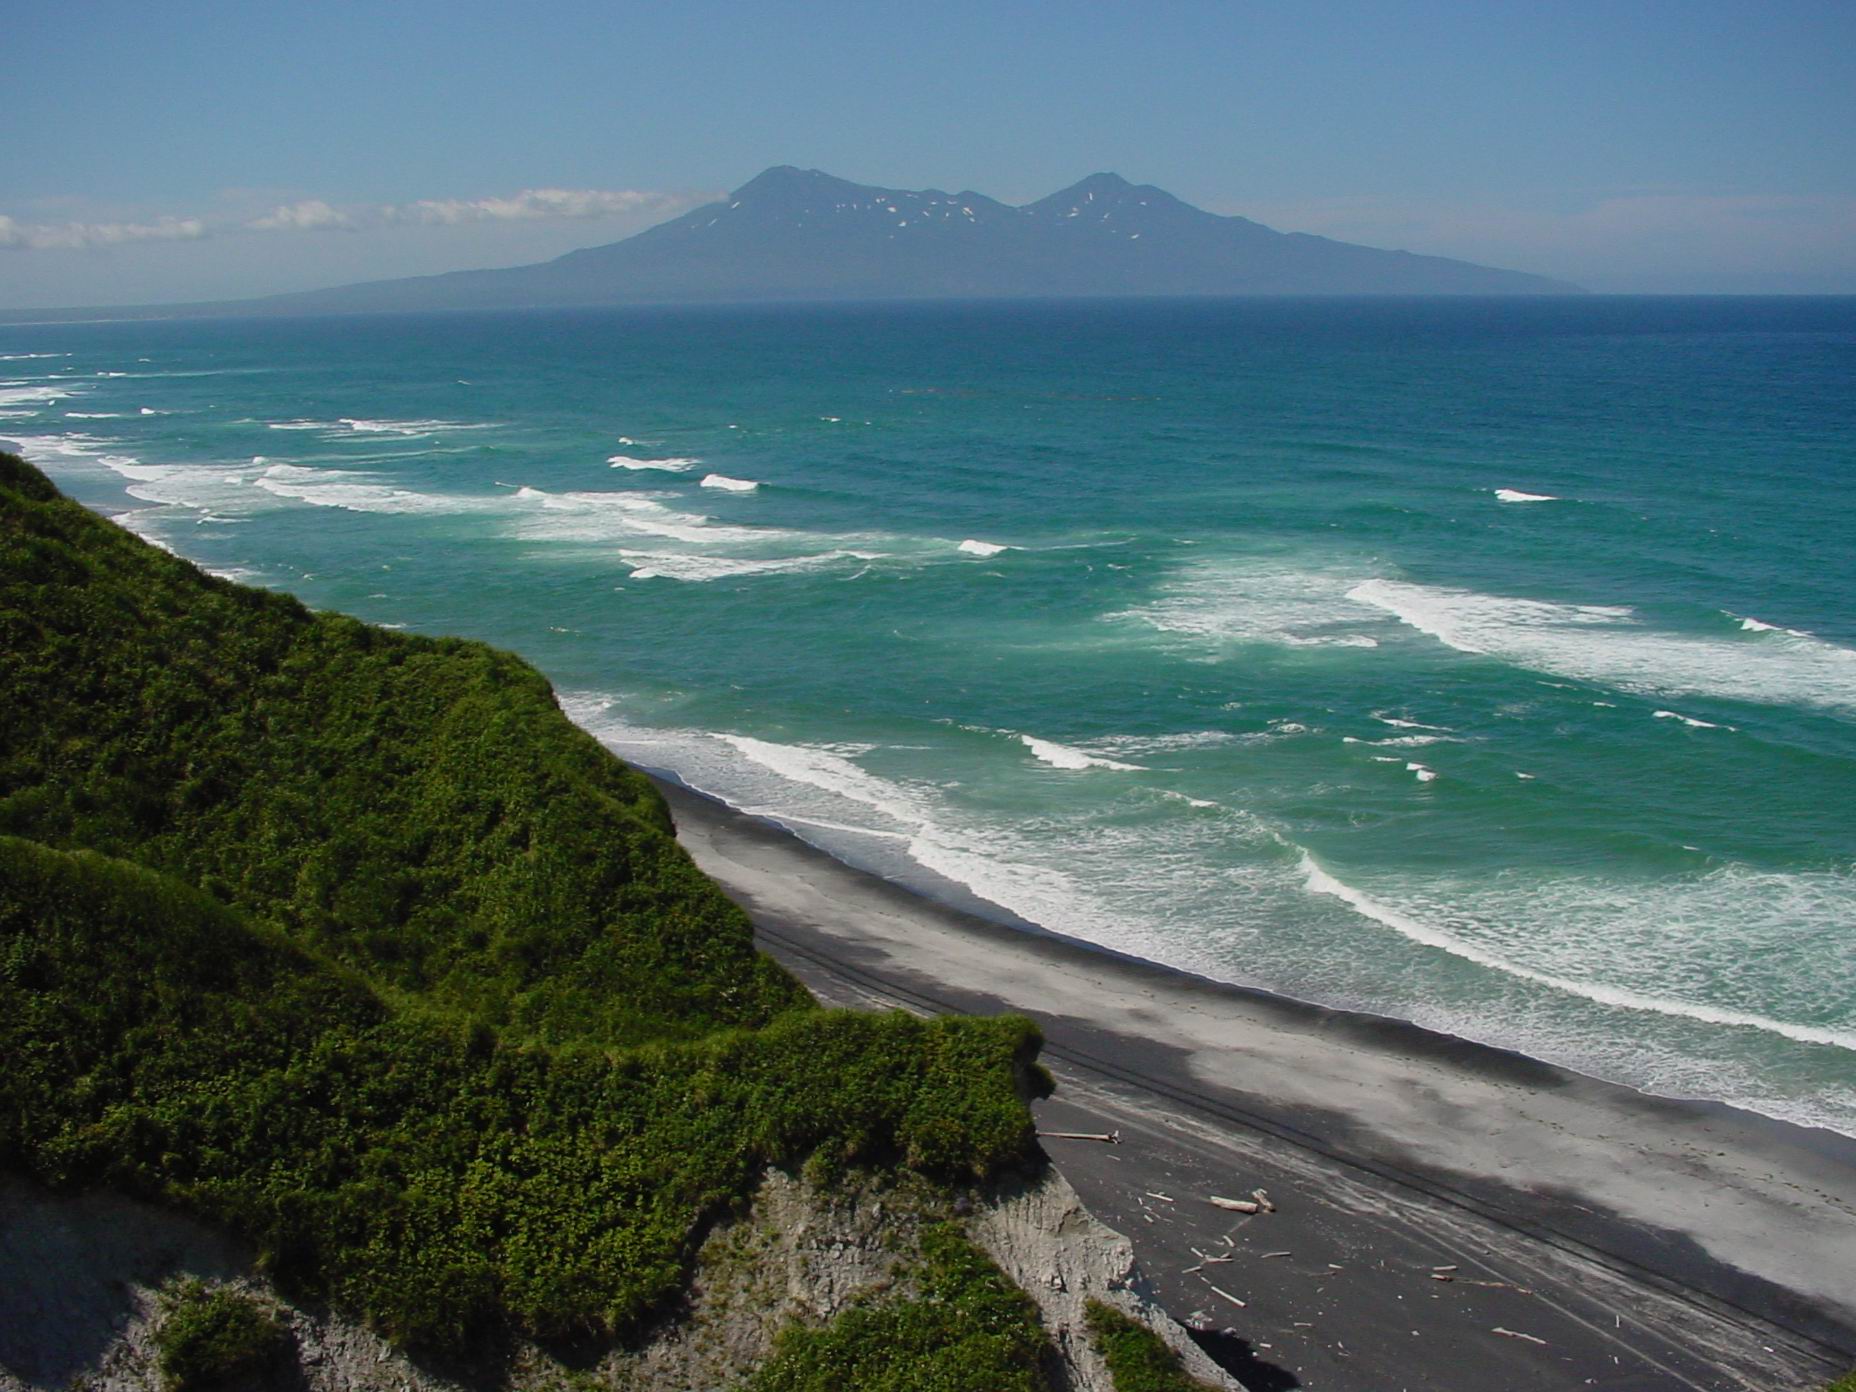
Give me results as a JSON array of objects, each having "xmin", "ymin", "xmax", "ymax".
[{"xmin": 0, "ymin": 450, "xmax": 1229, "ymax": 1390}]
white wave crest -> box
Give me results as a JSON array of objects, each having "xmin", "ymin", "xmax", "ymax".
[
  {"xmin": 609, "ymin": 454, "xmax": 700, "ymax": 471},
  {"xmin": 1016, "ymin": 734, "xmax": 1143, "ymax": 772},
  {"xmin": 958, "ymin": 538, "xmax": 1009, "ymax": 557},
  {"xmin": 0, "ymin": 385, "xmax": 74, "ymax": 407},
  {"xmin": 338, "ymin": 417, "xmax": 495, "ymax": 436},
  {"xmin": 1300, "ymin": 853, "xmax": 1856, "ymax": 1052},
  {"xmin": 1112, "ymin": 559, "xmax": 1386, "ymax": 650},
  {"xmin": 1493, "ymin": 488, "xmax": 1558, "ymax": 503},
  {"xmin": 620, "ymin": 550, "xmax": 863, "ymax": 582},
  {"xmin": 1732, "ymin": 613, "xmax": 1816, "ymax": 639},
  {"xmin": 254, "ymin": 462, "xmax": 505, "ymax": 516},
  {"xmin": 1653, "ymin": 709, "xmax": 1736, "ymax": 731},
  {"xmin": 1348, "ymin": 578, "xmax": 1856, "ymax": 714},
  {"xmin": 701, "ymin": 473, "xmax": 759, "ymax": 492}
]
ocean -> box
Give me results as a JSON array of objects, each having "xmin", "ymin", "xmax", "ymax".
[{"xmin": 5, "ymin": 296, "xmax": 1853, "ymax": 1136}]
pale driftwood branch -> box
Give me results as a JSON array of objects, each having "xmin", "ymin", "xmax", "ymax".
[
  {"xmin": 1260, "ymin": 1250, "xmax": 1292, "ymax": 1259},
  {"xmin": 1493, "ymin": 1327, "xmax": 1547, "ymax": 1345},
  {"xmin": 1209, "ymin": 1196, "xmax": 1261, "ymax": 1213},
  {"xmin": 1204, "ymin": 1283, "xmax": 1248, "ymax": 1308},
  {"xmin": 1143, "ymin": 1191, "xmax": 1175, "ymax": 1203}
]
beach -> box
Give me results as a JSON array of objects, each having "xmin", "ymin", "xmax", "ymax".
[{"xmin": 653, "ymin": 773, "xmax": 1856, "ymax": 1392}]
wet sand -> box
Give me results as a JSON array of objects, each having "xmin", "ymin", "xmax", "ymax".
[{"xmin": 652, "ymin": 773, "xmax": 1856, "ymax": 1392}]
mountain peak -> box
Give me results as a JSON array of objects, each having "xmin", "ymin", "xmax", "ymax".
[
  {"xmin": 245, "ymin": 166, "xmax": 1581, "ymax": 314},
  {"xmin": 732, "ymin": 165, "xmax": 868, "ymax": 202}
]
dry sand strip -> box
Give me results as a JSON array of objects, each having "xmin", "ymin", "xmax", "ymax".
[{"xmin": 650, "ymin": 774, "xmax": 1856, "ymax": 1392}]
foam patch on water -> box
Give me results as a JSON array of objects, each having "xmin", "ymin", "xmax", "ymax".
[
  {"xmin": 1374, "ymin": 714, "xmax": 1449, "ymax": 731},
  {"xmin": 1730, "ymin": 612, "xmax": 1817, "ymax": 640},
  {"xmin": 609, "ymin": 454, "xmax": 701, "ymax": 471},
  {"xmin": 701, "ymin": 474, "xmax": 759, "ymax": 492},
  {"xmin": 1299, "ymin": 853, "xmax": 1856, "ymax": 1053},
  {"xmin": 1348, "ymin": 578, "xmax": 1856, "ymax": 714},
  {"xmin": 620, "ymin": 550, "xmax": 866, "ymax": 582},
  {"xmin": 1016, "ymin": 734, "xmax": 1144, "ymax": 771},
  {"xmin": 0, "ymin": 385, "xmax": 75, "ymax": 407},
  {"xmin": 254, "ymin": 462, "xmax": 507, "ymax": 515},
  {"xmin": 1653, "ymin": 709, "xmax": 1736, "ymax": 731},
  {"xmin": 1493, "ymin": 488, "xmax": 1558, "ymax": 503},
  {"xmin": 1112, "ymin": 559, "xmax": 1387, "ymax": 650},
  {"xmin": 556, "ymin": 697, "xmax": 1183, "ymax": 948},
  {"xmin": 339, "ymin": 417, "xmax": 496, "ymax": 436},
  {"xmin": 1086, "ymin": 730, "xmax": 1244, "ymax": 755},
  {"xmin": 958, "ymin": 538, "xmax": 1010, "ymax": 557},
  {"xmin": 266, "ymin": 417, "xmax": 496, "ymax": 438}
]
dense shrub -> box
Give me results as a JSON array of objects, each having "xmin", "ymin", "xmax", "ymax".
[
  {"xmin": 742, "ymin": 1224, "xmax": 1052, "ymax": 1392},
  {"xmin": 0, "ymin": 454, "xmax": 1046, "ymax": 1350},
  {"xmin": 0, "ymin": 452, "xmax": 801, "ymax": 1047},
  {"xmin": 154, "ymin": 1282, "xmax": 288, "ymax": 1391},
  {"xmin": 1084, "ymin": 1301, "xmax": 1220, "ymax": 1392}
]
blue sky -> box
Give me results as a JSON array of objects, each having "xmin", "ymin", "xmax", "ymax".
[{"xmin": 4, "ymin": 0, "xmax": 1854, "ymax": 305}]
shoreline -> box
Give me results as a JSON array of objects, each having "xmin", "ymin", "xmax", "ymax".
[{"xmin": 644, "ymin": 768, "xmax": 1856, "ymax": 1389}]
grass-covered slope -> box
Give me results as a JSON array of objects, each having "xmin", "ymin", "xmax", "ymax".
[
  {"xmin": 0, "ymin": 451, "xmax": 1044, "ymax": 1350},
  {"xmin": 0, "ymin": 449, "xmax": 795, "ymax": 1047}
]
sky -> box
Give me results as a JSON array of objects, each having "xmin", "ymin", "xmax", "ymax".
[{"xmin": 4, "ymin": 0, "xmax": 1854, "ymax": 306}]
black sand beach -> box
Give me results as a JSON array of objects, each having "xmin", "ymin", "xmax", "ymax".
[{"xmin": 650, "ymin": 774, "xmax": 1856, "ymax": 1392}]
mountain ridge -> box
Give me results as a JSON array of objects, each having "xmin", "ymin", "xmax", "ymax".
[
  {"xmin": 0, "ymin": 167, "xmax": 1580, "ymax": 322},
  {"xmin": 275, "ymin": 165, "xmax": 1579, "ymax": 310}
]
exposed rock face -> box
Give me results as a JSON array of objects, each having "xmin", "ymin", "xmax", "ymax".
[
  {"xmin": 970, "ymin": 1169, "xmax": 1234, "ymax": 1392},
  {"xmin": 0, "ymin": 1166, "xmax": 1231, "ymax": 1391}
]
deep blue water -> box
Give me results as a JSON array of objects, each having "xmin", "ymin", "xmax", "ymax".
[{"xmin": 5, "ymin": 296, "xmax": 1853, "ymax": 1132}]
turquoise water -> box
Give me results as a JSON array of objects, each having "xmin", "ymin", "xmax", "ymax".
[{"xmin": 6, "ymin": 297, "xmax": 1854, "ymax": 1133}]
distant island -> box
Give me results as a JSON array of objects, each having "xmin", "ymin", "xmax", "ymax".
[{"xmin": 3, "ymin": 167, "xmax": 1579, "ymax": 323}]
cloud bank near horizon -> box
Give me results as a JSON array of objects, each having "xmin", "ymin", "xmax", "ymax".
[{"xmin": 0, "ymin": 187, "xmax": 712, "ymax": 252}]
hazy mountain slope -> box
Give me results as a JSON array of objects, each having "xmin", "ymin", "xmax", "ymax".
[{"xmin": 243, "ymin": 166, "xmax": 1577, "ymax": 314}]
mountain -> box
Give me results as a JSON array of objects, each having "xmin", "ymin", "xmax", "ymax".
[{"xmin": 242, "ymin": 167, "xmax": 1576, "ymax": 315}]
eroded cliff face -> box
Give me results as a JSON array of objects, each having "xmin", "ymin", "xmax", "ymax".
[{"xmin": 0, "ymin": 1165, "xmax": 1230, "ymax": 1392}]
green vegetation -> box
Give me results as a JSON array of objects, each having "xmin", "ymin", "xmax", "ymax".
[
  {"xmin": 742, "ymin": 1224, "xmax": 1051, "ymax": 1392},
  {"xmin": 1823, "ymin": 1372, "xmax": 1856, "ymax": 1392},
  {"xmin": 1084, "ymin": 1301, "xmax": 1220, "ymax": 1392},
  {"xmin": 154, "ymin": 1282, "xmax": 287, "ymax": 1391},
  {"xmin": 0, "ymin": 450, "xmax": 796, "ymax": 1047},
  {"xmin": 0, "ymin": 452, "xmax": 1046, "ymax": 1353}
]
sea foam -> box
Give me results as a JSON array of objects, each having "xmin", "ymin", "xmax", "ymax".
[
  {"xmin": 1016, "ymin": 734, "xmax": 1143, "ymax": 771},
  {"xmin": 1348, "ymin": 578, "xmax": 1856, "ymax": 714},
  {"xmin": 1113, "ymin": 559, "xmax": 1385, "ymax": 650},
  {"xmin": 1493, "ymin": 488, "xmax": 1558, "ymax": 503},
  {"xmin": 609, "ymin": 454, "xmax": 700, "ymax": 471},
  {"xmin": 1299, "ymin": 853, "xmax": 1856, "ymax": 1052}
]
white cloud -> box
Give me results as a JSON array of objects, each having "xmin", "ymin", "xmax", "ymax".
[
  {"xmin": 389, "ymin": 188, "xmax": 687, "ymax": 225},
  {"xmin": 1, "ymin": 186, "xmax": 705, "ymax": 251},
  {"xmin": 0, "ymin": 213, "xmax": 209, "ymax": 251},
  {"xmin": 246, "ymin": 199, "xmax": 356, "ymax": 232}
]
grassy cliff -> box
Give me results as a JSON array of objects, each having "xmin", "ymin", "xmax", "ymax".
[{"xmin": 0, "ymin": 451, "xmax": 1044, "ymax": 1353}]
